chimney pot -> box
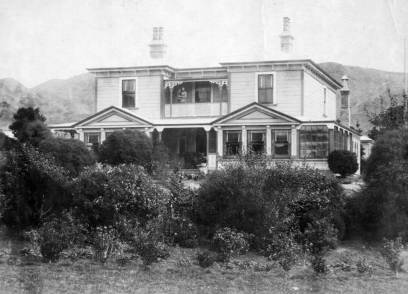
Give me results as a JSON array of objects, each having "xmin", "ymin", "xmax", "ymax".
[
  {"xmin": 149, "ymin": 26, "xmax": 166, "ymax": 59},
  {"xmin": 280, "ymin": 17, "xmax": 294, "ymax": 53}
]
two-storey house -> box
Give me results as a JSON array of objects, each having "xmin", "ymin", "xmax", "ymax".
[{"xmin": 52, "ymin": 20, "xmax": 361, "ymax": 172}]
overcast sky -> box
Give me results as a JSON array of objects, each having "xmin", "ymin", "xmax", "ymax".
[{"xmin": 1, "ymin": 0, "xmax": 408, "ymax": 87}]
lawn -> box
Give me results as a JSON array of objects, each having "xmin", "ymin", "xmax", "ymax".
[{"xmin": 1, "ymin": 232, "xmax": 407, "ymax": 294}]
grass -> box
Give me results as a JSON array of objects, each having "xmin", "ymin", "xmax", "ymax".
[{"xmin": 0, "ymin": 238, "xmax": 408, "ymax": 294}]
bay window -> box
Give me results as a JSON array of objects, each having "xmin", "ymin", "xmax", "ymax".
[
  {"xmin": 224, "ymin": 130, "xmax": 241, "ymax": 156},
  {"xmin": 299, "ymin": 126, "xmax": 329, "ymax": 159}
]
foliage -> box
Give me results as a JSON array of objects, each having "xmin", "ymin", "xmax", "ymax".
[
  {"xmin": 91, "ymin": 226, "xmax": 121, "ymax": 263},
  {"xmin": 37, "ymin": 213, "xmax": 85, "ymax": 262},
  {"xmin": 71, "ymin": 164, "xmax": 169, "ymax": 231},
  {"xmin": 347, "ymin": 129, "xmax": 408, "ymax": 240},
  {"xmin": 39, "ymin": 137, "xmax": 95, "ymax": 176},
  {"xmin": 181, "ymin": 152, "xmax": 206, "ymax": 169},
  {"xmin": 366, "ymin": 91, "xmax": 406, "ymax": 140},
  {"xmin": 165, "ymin": 216, "xmax": 198, "ymax": 248},
  {"xmin": 151, "ymin": 142, "xmax": 170, "ymax": 175},
  {"xmin": 98, "ymin": 130, "xmax": 153, "ymax": 169},
  {"xmin": 328, "ymin": 150, "xmax": 358, "ymax": 177},
  {"xmin": 0, "ymin": 145, "xmax": 71, "ymax": 228},
  {"xmin": 356, "ymin": 257, "xmax": 373, "ymax": 274},
  {"xmin": 310, "ymin": 255, "xmax": 328, "ymax": 274},
  {"xmin": 380, "ymin": 237, "xmax": 405, "ymax": 275},
  {"xmin": 197, "ymin": 250, "xmax": 217, "ymax": 268},
  {"xmin": 9, "ymin": 107, "xmax": 51, "ymax": 146},
  {"xmin": 264, "ymin": 228, "xmax": 300, "ymax": 271},
  {"xmin": 212, "ymin": 227, "xmax": 249, "ymax": 262}
]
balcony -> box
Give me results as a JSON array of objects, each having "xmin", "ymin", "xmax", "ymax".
[{"xmin": 164, "ymin": 79, "xmax": 228, "ymax": 118}]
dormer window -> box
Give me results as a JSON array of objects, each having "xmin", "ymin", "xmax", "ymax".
[
  {"xmin": 122, "ymin": 79, "xmax": 136, "ymax": 108},
  {"xmin": 257, "ymin": 73, "xmax": 274, "ymax": 104}
]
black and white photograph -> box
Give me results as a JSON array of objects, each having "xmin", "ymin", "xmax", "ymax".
[{"xmin": 1, "ymin": 0, "xmax": 408, "ymax": 293}]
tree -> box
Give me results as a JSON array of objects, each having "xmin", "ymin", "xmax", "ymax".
[
  {"xmin": 328, "ymin": 150, "xmax": 358, "ymax": 178},
  {"xmin": 366, "ymin": 91, "xmax": 406, "ymax": 140},
  {"xmin": 98, "ymin": 130, "xmax": 153, "ymax": 169},
  {"xmin": 39, "ymin": 137, "xmax": 95, "ymax": 177},
  {"xmin": 9, "ymin": 107, "xmax": 51, "ymax": 146}
]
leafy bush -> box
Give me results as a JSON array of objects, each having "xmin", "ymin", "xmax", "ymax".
[
  {"xmin": 197, "ymin": 250, "xmax": 217, "ymax": 268},
  {"xmin": 71, "ymin": 164, "xmax": 169, "ymax": 231},
  {"xmin": 98, "ymin": 130, "xmax": 153, "ymax": 169},
  {"xmin": 381, "ymin": 237, "xmax": 405, "ymax": 275},
  {"xmin": 9, "ymin": 107, "xmax": 51, "ymax": 147},
  {"xmin": 91, "ymin": 226, "xmax": 120, "ymax": 263},
  {"xmin": 212, "ymin": 227, "xmax": 249, "ymax": 262},
  {"xmin": 196, "ymin": 162, "xmax": 344, "ymax": 252},
  {"xmin": 310, "ymin": 255, "xmax": 328, "ymax": 274},
  {"xmin": 0, "ymin": 145, "xmax": 71, "ymax": 228},
  {"xmin": 166, "ymin": 216, "xmax": 198, "ymax": 248},
  {"xmin": 356, "ymin": 257, "xmax": 372, "ymax": 274},
  {"xmin": 328, "ymin": 150, "xmax": 358, "ymax": 177},
  {"xmin": 264, "ymin": 228, "xmax": 300, "ymax": 271},
  {"xmin": 346, "ymin": 130, "xmax": 408, "ymax": 240},
  {"xmin": 37, "ymin": 213, "xmax": 85, "ymax": 262},
  {"xmin": 39, "ymin": 137, "xmax": 95, "ymax": 176}
]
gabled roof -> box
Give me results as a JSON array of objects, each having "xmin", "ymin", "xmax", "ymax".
[
  {"xmin": 212, "ymin": 102, "xmax": 301, "ymax": 125},
  {"xmin": 72, "ymin": 106, "xmax": 153, "ymax": 128}
]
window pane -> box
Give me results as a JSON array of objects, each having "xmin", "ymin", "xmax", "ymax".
[
  {"xmin": 122, "ymin": 93, "xmax": 135, "ymax": 108},
  {"xmin": 224, "ymin": 131, "xmax": 241, "ymax": 156},
  {"xmin": 299, "ymin": 126, "xmax": 329, "ymax": 159},
  {"xmin": 248, "ymin": 131, "xmax": 265, "ymax": 153},
  {"xmin": 274, "ymin": 131, "xmax": 290, "ymax": 156},
  {"xmin": 195, "ymin": 82, "xmax": 211, "ymax": 103},
  {"xmin": 122, "ymin": 80, "xmax": 135, "ymax": 92},
  {"xmin": 85, "ymin": 133, "xmax": 100, "ymax": 144},
  {"xmin": 258, "ymin": 74, "xmax": 273, "ymax": 104}
]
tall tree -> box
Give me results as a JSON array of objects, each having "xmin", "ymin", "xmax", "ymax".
[{"xmin": 9, "ymin": 107, "xmax": 51, "ymax": 146}]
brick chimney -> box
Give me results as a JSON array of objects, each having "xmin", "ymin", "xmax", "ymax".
[
  {"xmin": 149, "ymin": 27, "xmax": 166, "ymax": 59},
  {"xmin": 279, "ymin": 17, "xmax": 294, "ymax": 53}
]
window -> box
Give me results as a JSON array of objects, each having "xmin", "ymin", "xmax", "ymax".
[
  {"xmin": 84, "ymin": 132, "xmax": 100, "ymax": 145},
  {"xmin": 208, "ymin": 129, "xmax": 217, "ymax": 153},
  {"xmin": 224, "ymin": 130, "xmax": 241, "ymax": 156},
  {"xmin": 122, "ymin": 79, "xmax": 136, "ymax": 108},
  {"xmin": 299, "ymin": 126, "xmax": 329, "ymax": 159},
  {"xmin": 248, "ymin": 130, "xmax": 265, "ymax": 153},
  {"xmin": 258, "ymin": 74, "xmax": 274, "ymax": 104},
  {"xmin": 273, "ymin": 130, "xmax": 290, "ymax": 157},
  {"xmin": 195, "ymin": 82, "xmax": 211, "ymax": 103}
]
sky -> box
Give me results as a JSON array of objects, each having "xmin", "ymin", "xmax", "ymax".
[{"xmin": 1, "ymin": 0, "xmax": 408, "ymax": 87}]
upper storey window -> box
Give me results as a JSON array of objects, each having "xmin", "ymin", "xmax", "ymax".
[
  {"xmin": 122, "ymin": 79, "xmax": 136, "ymax": 108},
  {"xmin": 257, "ymin": 73, "xmax": 274, "ymax": 104}
]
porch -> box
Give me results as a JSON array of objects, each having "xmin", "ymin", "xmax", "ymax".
[{"xmin": 164, "ymin": 79, "xmax": 228, "ymax": 118}]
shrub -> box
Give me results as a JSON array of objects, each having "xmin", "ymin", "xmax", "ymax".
[
  {"xmin": 9, "ymin": 107, "xmax": 52, "ymax": 147},
  {"xmin": 71, "ymin": 164, "xmax": 169, "ymax": 231},
  {"xmin": 166, "ymin": 216, "xmax": 198, "ymax": 248},
  {"xmin": 328, "ymin": 150, "xmax": 358, "ymax": 177},
  {"xmin": 381, "ymin": 237, "xmax": 405, "ymax": 276},
  {"xmin": 310, "ymin": 255, "xmax": 328, "ymax": 274},
  {"xmin": 91, "ymin": 226, "xmax": 120, "ymax": 263},
  {"xmin": 39, "ymin": 137, "xmax": 95, "ymax": 176},
  {"xmin": 98, "ymin": 130, "xmax": 153, "ymax": 169},
  {"xmin": 212, "ymin": 227, "xmax": 249, "ymax": 262},
  {"xmin": 264, "ymin": 228, "xmax": 300, "ymax": 271},
  {"xmin": 347, "ymin": 130, "xmax": 408, "ymax": 240},
  {"xmin": 37, "ymin": 213, "xmax": 85, "ymax": 262},
  {"xmin": 0, "ymin": 145, "xmax": 71, "ymax": 228},
  {"xmin": 356, "ymin": 257, "xmax": 372, "ymax": 274},
  {"xmin": 197, "ymin": 250, "xmax": 217, "ymax": 268}
]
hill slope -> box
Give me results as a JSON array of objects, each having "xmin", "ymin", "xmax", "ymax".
[{"xmin": 0, "ymin": 64, "xmax": 404, "ymax": 133}]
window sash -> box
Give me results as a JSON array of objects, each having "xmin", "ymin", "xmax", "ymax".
[
  {"xmin": 122, "ymin": 79, "xmax": 136, "ymax": 108},
  {"xmin": 224, "ymin": 131, "xmax": 242, "ymax": 156},
  {"xmin": 299, "ymin": 126, "xmax": 329, "ymax": 159},
  {"xmin": 248, "ymin": 131, "xmax": 266, "ymax": 153},
  {"xmin": 85, "ymin": 133, "xmax": 100, "ymax": 144},
  {"xmin": 258, "ymin": 74, "xmax": 274, "ymax": 104},
  {"xmin": 274, "ymin": 130, "xmax": 290, "ymax": 156}
]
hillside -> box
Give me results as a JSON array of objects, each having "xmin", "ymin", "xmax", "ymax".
[{"xmin": 0, "ymin": 64, "xmax": 405, "ymax": 133}]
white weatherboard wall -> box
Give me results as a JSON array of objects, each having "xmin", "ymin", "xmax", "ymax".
[
  {"xmin": 96, "ymin": 76, "xmax": 162, "ymax": 120},
  {"xmin": 229, "ymin": 71, "xmax": 302, "ymax": 117},
  {"xmin": 303, "ymin": 72, "xmax": 336, "ymax": 120}
]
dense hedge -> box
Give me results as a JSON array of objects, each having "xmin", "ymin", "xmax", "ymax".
[
  {"xmin": 39, "ymin": 137, "xmax": 95, "ymax": 176},
  {"xmin": 195, "ymin": 162, "xmax": 345, "ymax": 249},
  {"xmin": 98, "ymin": 130, "xmax": 153, "ymax": 169},
  {"xmin": 347, "ymin": 129, "xmax": 408, "ymax": 240},
  {"xmin": 328, "ymin": 150, "xmax": 358, "ymax": 177}
]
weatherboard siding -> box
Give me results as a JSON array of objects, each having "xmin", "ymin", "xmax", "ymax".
[
  {"xmin": 229, "ymin": 70, "xmax": 302, "ymax": 117},
  {"xmin": 96, "ymin": 76, "xmax": 161, "ymax": 120},
  {"xmin": 303, "ymin": 72, "xmax": 336, "ymax": 120}
]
